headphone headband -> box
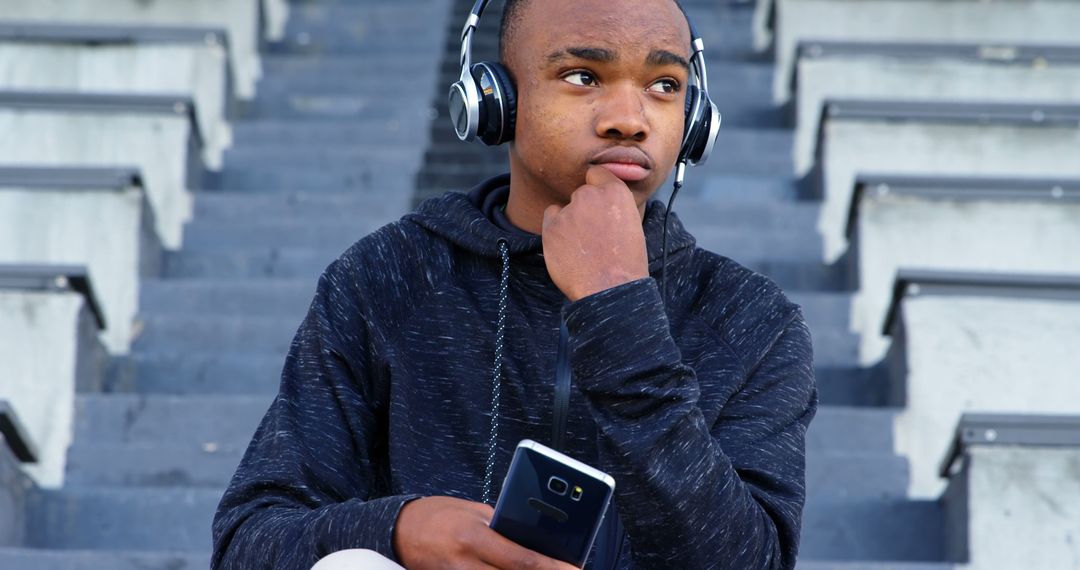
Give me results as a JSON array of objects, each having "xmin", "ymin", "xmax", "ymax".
[{"xmin": 448, "ymin": 0, "xmax": 720, "ymax": 163}]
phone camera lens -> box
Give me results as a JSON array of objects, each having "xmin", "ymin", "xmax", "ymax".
[{"xmin": 548, "ymin": 476, "xmax": 568, "ymax": 495}]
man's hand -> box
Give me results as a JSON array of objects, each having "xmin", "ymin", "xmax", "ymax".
[
  {"xmin": 393, "ymin": 496, "xmax": 579, "ymax": 570},
  {"xmin": 542, "ymin": 165, "xmax": 650, "ymax": 302}
]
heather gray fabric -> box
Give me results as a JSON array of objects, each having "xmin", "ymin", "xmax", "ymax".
[{"xmin": 212, "ymin": 174, "xmax": 817, "ymax": 569}]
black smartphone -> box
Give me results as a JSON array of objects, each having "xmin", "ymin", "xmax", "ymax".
[{"xmin": 490, "ymin": 440, "xmax": 616, "ymax": 568}]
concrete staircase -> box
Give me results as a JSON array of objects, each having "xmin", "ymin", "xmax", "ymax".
[
  {"xmin": 0, "ymin": 0, "xmax": 449, "ymax": 568},
  {"xmin": 0, "ymin": 0, "xmax": 953, "ymax": 568}
]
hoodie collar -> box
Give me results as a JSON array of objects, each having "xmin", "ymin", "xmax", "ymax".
[{"xmin": 405, "ymin": 173, "xmax": 697, "ymax": 268}]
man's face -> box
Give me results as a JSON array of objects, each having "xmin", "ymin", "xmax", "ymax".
[{"xmin": 506, "ymin": 0, "xmax": 692, "ymax": 209}]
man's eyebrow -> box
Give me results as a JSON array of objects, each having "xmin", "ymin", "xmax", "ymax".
[
  {"xmin": 545, "ymin": 46, "xmax": 616, "ymax": 65},
  {"xmin": 646, "ymin": 49, "xmax": 689, "ymax": 70}
]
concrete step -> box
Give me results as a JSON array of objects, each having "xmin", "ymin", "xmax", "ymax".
[
  {"xmin": 163, "ymin": 248, "xmax": 339, "ymax": 280},
  {"xmin": 109, "ymin": 346, "xmax": 867, "ymax": 402},
  {"xmin": 694, "ymin": 227, "xmax": 822, "ymax": 261},
  {"xmin": 141, "ymin": 279, "xmax": 316, "ymax": 316},
  {"xmin": 210, "ymin": 164, "xmax": 418, "ymax": 193},
  {"xmin": 244, "ymin": 92, "xmax": 438, "ymax": 121},
  {"xmin": 162, "ymin": 247, "xmax": 850, "ymax": 291},
  {"xmin": 806, "ymin": 406, "xmax": 897, "ymax": 454},
  {"xmin": 192, "ymin": 190, "xmax": 411, "ymax": 222},
  {"xmin": 65, "ymin": 442, "xmax": 904, "ymax": 501},
  {"xmin": 806, "ymin": 329, "xmax": 859, "ymax": 369},
  {"xmin": 673, "ymin": 198, "xmax": 819, "ymax": 231},
  {"xmin": 26, "ymin": 488, "xmax": 219, "ymax": 552},
  {"xmin": 0, "ymin": 548, "xmax": 210, "ymax": 570},
  {"xmin": 231, "ymin": 119, "xmax": 431, "ymax": 147},
  {"xmin": 66, "ymin": 442, "xmax": 246, "ymax": 488},
  {"xmin": 180, "ymin": 220, "xmax": 377, "ymax": 251},
  {"xmin": 273, "ymin": 3, "xmax": 448, "ymax": 54},
  {"xmin": 74, "ymin": 394, "xmax": 271, "ymax": 446},
  {"xmin": 107, "ymin": 351, "xmax": 284, "ymax": 395},
  {"xmin": 816, "ymin": 365, "xmax": 891, "ymax": 408},
  {"xmin": 260, "ymin": 53, "xmax": 441, "ymax": 80},
  {"xmin": 232, "ymin": 118, "xmax": 431, "ymax": 147},
  {"xmin": 132, "ymin": 314, "xmax": 299, "ymax": 353},
  {"xmin": 787, "ymin": 291, "xmax": 851, "ymax": 334},
  {"xmin": 133, "ymin": 300, "xmax": 857, "ymax": 364},
  {"xmin": 801, "ymin": 498, "xmax": 946, "ymax": 562},
  {"xmin": 139, "ymin": 278, "xmax": 848, "ymax": 322}
]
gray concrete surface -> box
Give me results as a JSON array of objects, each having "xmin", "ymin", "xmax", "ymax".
[
  {"xmin": 794, "ymin": 52, "xmax": 1080, "ymax": 176},
  {"xmin": 773, "ymin": 0, "xmax": 1080, "ymax": 104},
  {"xmin": 944, "ymin": 445, "xmax": 1080, "ymax": 569},
  {"xmin": 752, "ymin": 0, "xmax": 774, "ymax": 53},
  {"xmin": 0, "ymin": 442, "xmax": 31, "ymax": 546},
  {"xmin": 0, "ymin": 186, "xmax": 150, "ymax": 354},
  {"xmin": 0, "ymin": 0, "xmax": 264, "ymax": 99},
  {"xmin": 0, "ymin": 41, "xmax": 231, "ymax": 169},
  {"xmin": 819, "ymin": 118, "xmax": 1080, "ymax": 264},
  {"xmin": 0, "ymin": 291, "xmax": 89, "ymax": 488},
  {"xmin": 262, "ymin": 0, "xmax": 289, "ymax": 41},
  {"xmin": 0, "ymin": 110, "xmax": 196, "ymax": 250},
  {"xmin": 889, "ymin": 295, "xmax": 1080, "ymax": 497},
  {"xmin": 851, "ymin": 188, "xmax": 1080, "ymax": 365}
]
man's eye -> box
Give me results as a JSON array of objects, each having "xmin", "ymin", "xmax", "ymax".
[
  {"xmin": 647, "ymin": 79, "xmax": 680, "ymax": 94},
  {"xmin": 563, "ymin": 71, "xmax": 598, "ymax": 87}
]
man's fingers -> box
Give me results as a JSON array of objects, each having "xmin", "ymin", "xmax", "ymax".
[
  {"xmin": 475, "ymin": 526, "xmax": 579, "ymax": 570},
  {"xmin": 585, "ymin": 164, "xmax": 624, "ymax": 189}
]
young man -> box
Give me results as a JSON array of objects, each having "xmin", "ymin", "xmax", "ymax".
[{"xmin": 212, "ymin": 0, "xmax": 816, "ymax": 568}]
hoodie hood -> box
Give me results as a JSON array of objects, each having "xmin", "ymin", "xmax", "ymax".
[{"xmin": 405, "ymin": 173, "xmax": 697, "ymax": 269}]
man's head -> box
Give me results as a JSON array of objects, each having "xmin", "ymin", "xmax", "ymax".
[{"xmin": 497, "ymin": 0, "xmax": 693, "ymax": 212}]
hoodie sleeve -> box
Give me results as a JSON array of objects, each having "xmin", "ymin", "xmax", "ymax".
[
  {"xmin": 564, "ymin": 278, "xmax": 816, "ymax": 570},
  {"xmin": 211, "ymin": 259, "xmax": 419, "ymax": 570}
]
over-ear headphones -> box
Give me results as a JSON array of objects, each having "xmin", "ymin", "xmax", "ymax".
[{"xmin": 447, "ymin": 0, "xmax": 721, "ymax": 172}]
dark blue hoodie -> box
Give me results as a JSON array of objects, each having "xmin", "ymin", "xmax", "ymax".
[{"xmin": 212, "ymin": 175, "xmax": 817, "ymax": 569}]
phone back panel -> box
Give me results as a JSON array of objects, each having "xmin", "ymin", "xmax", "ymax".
[{"xmin": 490, "ymin": 441, "xmax": 615, "ymax": 566}]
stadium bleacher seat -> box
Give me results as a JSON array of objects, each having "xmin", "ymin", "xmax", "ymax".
[
  {"xmin": 793, "ymin": 41, "xmax": 1080, "ymax": 176},
  {"xmin": 816, "ymin": 99, "xmax": 1080, "ymax": 264},
  {"xmin": 0, "ymin": 23, "xmax": 234, "ymax": 170},
  {"xmin": 847, "ymin": 174, "xmax": 1080, "ymax": 364},
  {"xmin": 771, "ymin": 0, "xmax": 1080, "ymax": 104},
  {"xmin": 884, "ymin": 270, "xmax": 1080, "ymax": 497},
  {"xmin": 0, "ymin": 265, "xmax": 106, "ymax": 488},
  {"xmin": 0, "ymin": 167, "xmax": 160, "ymax": 355},
  {"xmin": 0, "ymin": 91, "xmax": 205, "ymax": 250},
  {"xmin": 0, "ymin": 0, "xmax": 272, "ymax": 100},
  {"xmin": 940, "ymin": 414, "xmax": 1080, "ymax": 569}
]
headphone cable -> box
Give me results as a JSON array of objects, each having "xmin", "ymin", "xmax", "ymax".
[{"xmin": 661, "ymin": 160, "xmax": 687, "ymax": 306}]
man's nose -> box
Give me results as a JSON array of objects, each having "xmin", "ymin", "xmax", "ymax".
[{"xmin": 595, "ymin": 85, "xmax": 649, "ymax": 142}]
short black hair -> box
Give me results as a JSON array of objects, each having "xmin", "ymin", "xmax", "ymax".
[
  {"xmin": 498, "ymin": 0, "xmax": 688, "ymax": 64},
  {"xmin": 497, "ymin": 0, "xmax": 528, "ymax": 64}
]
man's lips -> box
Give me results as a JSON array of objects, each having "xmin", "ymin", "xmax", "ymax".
[{"xmin": 590, "ymin": 147, "xmax": 654, "ymax": 183}]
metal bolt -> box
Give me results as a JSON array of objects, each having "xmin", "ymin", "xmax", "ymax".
[
  {"xmin": 1031, "ymin": 110, "xmax": 1046, "ymax": 123},
  {"xmin": 173, "ymin": 102, "xmax": 187, "ymax": 115},
  {"xmin": 54, "ymin": 276, "xmax": 69, "ymax": 289},
  {"xmin": 909, "ymin": 284, "xmax": 921, "ymax": 296},
  {"xmin": 985, "ymin": 429, "xmax": 998, "ymax": 442},
  {"xmin": 876, "ymin": 183, "xmax": 890, "ymax": 197},
  {"xmin": 1051, "ymin": 186, "xmax": 1064, "ymax": 199}
]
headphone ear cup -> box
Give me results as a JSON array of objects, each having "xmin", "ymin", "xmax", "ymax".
[
  {"xmin": 470, "ymin": 62, "xmax": 517, "ymax": 146},
  {"xmin": 681, "ymin": 85, "xmax": 704, "ymax": 161}
]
